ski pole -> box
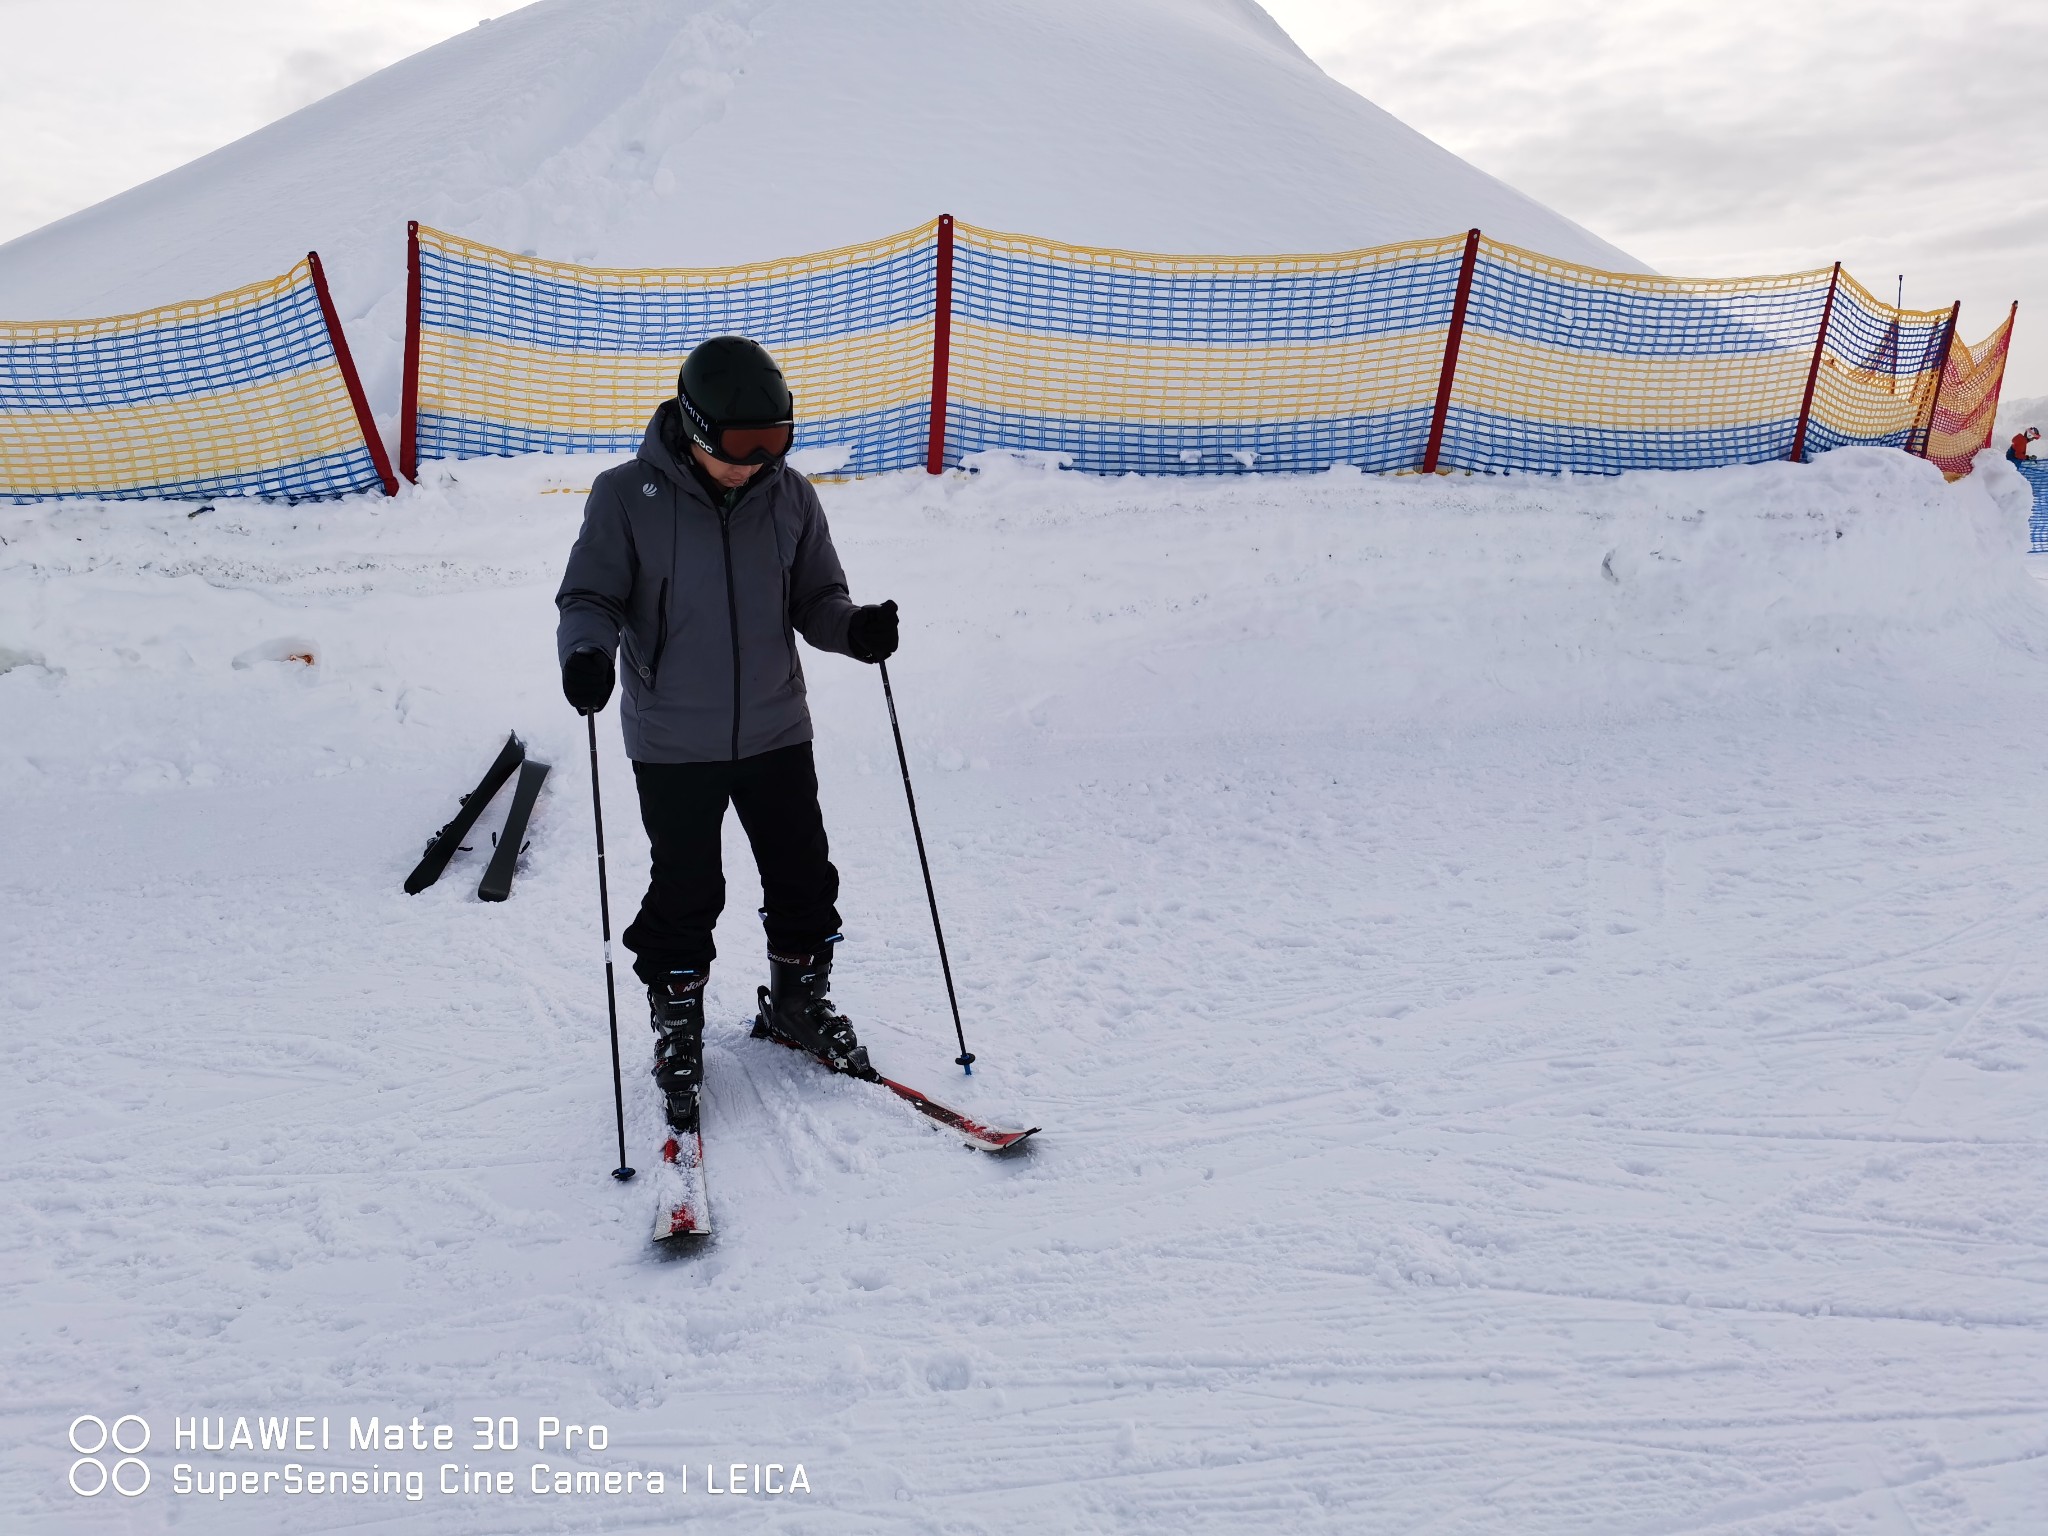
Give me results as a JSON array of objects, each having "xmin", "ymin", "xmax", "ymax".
[
  {"xmin": 587, "ymin": 710, "xmax": 635, "ymax": 1181},
  {"xmin": 878, "ymin": 659, "xmax": 976, "ymax": 1074}
]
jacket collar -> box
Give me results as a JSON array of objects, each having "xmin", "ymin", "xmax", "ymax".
[{"xmin": 637, "ymin": 400, "xmax": 783, "ymax": 512}]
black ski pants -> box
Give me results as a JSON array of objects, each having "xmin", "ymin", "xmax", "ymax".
[{"xmin": 622, "ymin": 741, "xmax": 841, "ymax": 984}]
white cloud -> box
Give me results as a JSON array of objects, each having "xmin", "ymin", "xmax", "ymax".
[
  {"xmin": 2, "ymin": 0, "xmax": 2039, "ymax": 391},
  {"xmin": 0, "ymin": 2, "xmax": 517, "ymax": 243},
  {"xmin": 264, "ymin": 33, "xmax": 408, "ymax": 122},
  {"xmin": 1262, "ymin": 0, "xmax": 2046, "ymax": 391}
]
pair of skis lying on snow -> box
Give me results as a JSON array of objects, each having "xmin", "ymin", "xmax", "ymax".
[
  {"xmin": 404, "ymin": 732, "xmax": 550, "ymax": 901},
  {"xmin": 653, "ymin": 994, "xmax": 1039, "ymax": 1243}
]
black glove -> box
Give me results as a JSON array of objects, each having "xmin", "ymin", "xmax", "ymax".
[
  {"xmin": 847, "ymin": 599, "xmax": 899, "ymax": 664},
  {"xmin": 562, "ymin": 646, "xmax": 615, "ymax": 714}
]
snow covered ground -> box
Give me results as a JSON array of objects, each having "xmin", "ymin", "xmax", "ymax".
[{"xmin": 6, "ymin": 448, "xmax": 2048, "ymax": 1532}]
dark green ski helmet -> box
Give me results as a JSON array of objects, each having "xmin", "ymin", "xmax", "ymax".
[{"xmin": 676, "ymin": 336, "xmax": 795, "ymax": 464}]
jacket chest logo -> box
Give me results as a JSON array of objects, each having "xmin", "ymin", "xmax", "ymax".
[{"xmin": 641, "ymin": 483, "xmax": 658, "ymax": 497}]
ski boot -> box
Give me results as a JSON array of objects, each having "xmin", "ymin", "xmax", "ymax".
[
  {"xmin": 648, "ymin": 966, "xmax": 707, "ymax": 1132},
  {"xmin": 752, "ymin": 942, "xmax": 871, "ymax": 1076}
]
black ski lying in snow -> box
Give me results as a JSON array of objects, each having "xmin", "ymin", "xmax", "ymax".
[
  {"xmin": 477, "ymin": 757, "xmax": 550, "ymax": 902},
  {"xmin": 404, "ymin": 732, "xmax": 525, "ymax": 894},
  {"xmin": 751, "ymin": 989, "xmax": 1039, "ymax": 1152}
]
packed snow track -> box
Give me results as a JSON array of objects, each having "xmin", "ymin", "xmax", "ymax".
[{"xmin": 4, "ymin": 448, "xmax": 2047, "ymax": 1532}]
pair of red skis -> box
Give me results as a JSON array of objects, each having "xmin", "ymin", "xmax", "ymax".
[{"xmin": 653, "ymin": 1013, "xmax": 1038, "ymax": 1242}]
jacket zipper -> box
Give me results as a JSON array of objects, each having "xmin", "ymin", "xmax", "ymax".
[
  {"xmin": 719, "ymin": 507, "xmax": 741, "ymax": 761},
  {"xmin": 782, "ymin": 567, "xmax": 799, "ymax": 683},
  {"xmin": 646, "ymin": 577, "xmax": 670, "ymax": 688}
]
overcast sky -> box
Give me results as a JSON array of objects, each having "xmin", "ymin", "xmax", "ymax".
[{"xmin": 1, "ymin": 0, "xmax": 2040, "ymax": 393}]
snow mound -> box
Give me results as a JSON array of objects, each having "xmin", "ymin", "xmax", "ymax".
[
  {"xmin": 0, "ymin": 0, "xmax": 1640, "ymax": 418},
  {"xmin": 1, "ymin": 449, "xmax": 2040, "ymax": 801},
  {"xmin": 894, "ymin": 448, "xmax": 2048, "ymax": 748}
]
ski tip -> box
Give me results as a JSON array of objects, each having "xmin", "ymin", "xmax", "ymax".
[{"xmin": 974, "ymin": 1127, "xmax": 1040, "ymax": 1153}]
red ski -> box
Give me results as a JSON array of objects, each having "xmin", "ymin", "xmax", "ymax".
[
  {"xmin": 751, "ymin": 1003, "xmax": 1037, "ymax": 1153},
  {"xmin": 651, "ymin": 1129, "xmax": 709, "ymax": 1241},
  {"xmin": 866, "ymin": 1071, "xmax": 1038, "ymax": 1152}
]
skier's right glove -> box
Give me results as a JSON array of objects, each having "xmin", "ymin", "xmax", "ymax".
[
  {"xmin": 562, "ymin": 646, "xmax": 615, "ymax": 714},
  {"xmin": 847, "ymin": 599, "xmax": 899, "ymax": 664}
]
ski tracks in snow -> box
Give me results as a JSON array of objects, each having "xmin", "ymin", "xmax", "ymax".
[{"xmin": 5, "ymin": 467, "xmax": 2048, "ymax": 1531}]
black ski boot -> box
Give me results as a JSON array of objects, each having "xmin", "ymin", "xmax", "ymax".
[
  {"xmin": 752, "ymin": 944, "xmax": 871, "ymax": 1076},
  {"xmin": 649, "ymin": 966, "xmax": 707, "ymax": 1132}
]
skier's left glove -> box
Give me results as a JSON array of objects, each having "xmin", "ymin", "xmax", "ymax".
[
  {"xmin": 562, "ymin": 645, "xmax": 615, "ymax": 714},
  {"xmin": 847, "ymin": 599, "xmax": 899, "ymax": 664}
]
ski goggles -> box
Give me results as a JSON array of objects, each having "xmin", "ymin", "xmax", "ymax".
[
  {"xmin": 701, "ymin": 421, "xmax": 795, "ymax": 465},
  {"xmin": 677, "ymin": 388, "xmax": 795, "ymax": 465}
]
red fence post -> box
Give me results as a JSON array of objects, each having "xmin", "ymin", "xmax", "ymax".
[
  {"xmin": 399, "ymin": 220, "xmax": 423, "ymax": 484},
  {"xmin": 307, "ymin": 250, "xmax": 398, "ymax": 497},
  {"xmin": 1421, "ymin": 229, "xmax": 1481, "ymax": 475},
  {"xmin": 1789, "ymin": 262, "xmax": 1841, "ymax": 464},
  {"xmin": 925, "ymin": 215, "xmax": 955, "ymax": 475},
  {"xmin": 1910, "ymin": 301, "xmax": 1960, "ymax": 459}
]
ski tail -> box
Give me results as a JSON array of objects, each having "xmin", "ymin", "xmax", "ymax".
[
  {"xmin": 477, "ymin": 757, "xmax": 550, "ymax": 902},
  {"xmin": 404, "ymin": 732, "xmax": 525, "ymax": 894},
  {"xmin": 652, "ymin": 1129, "xmax": 710, "ymax": 1241}
]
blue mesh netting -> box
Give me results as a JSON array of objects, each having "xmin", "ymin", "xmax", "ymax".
[
  {"xmin": 0, "ymin": 261, "xmax": 388, "ymax": 505},
  {"xmin": 2019, "ymin": 460, "xmax": 2048, "ymax": 552}
]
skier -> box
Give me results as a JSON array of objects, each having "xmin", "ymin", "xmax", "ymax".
[
  {"xmin": 555, "ymin": 336, "xmax": 900, "ymax": 1132},
  {"xmin": 2009, "ymin": 426, "xmax": 2040, "ymax": 465}
]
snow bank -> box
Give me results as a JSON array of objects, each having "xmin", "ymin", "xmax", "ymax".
[
  {"xmin": 1, "ymin": 448, "xmax": 2039, "ymax": 801},
  {"xmin": 7, "ymin": 455, "xmax": 2048, "ymax": 1532},
  {"xmin": 883, "ymin": 447, "xmax": 2048, "ymax": 747}
]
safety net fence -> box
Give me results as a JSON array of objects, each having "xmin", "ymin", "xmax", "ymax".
[
  {"xmin": 0, "ymin": 221, "xmax": 2017, "ymax": 502},
  {"xmin": 1926, "ymin": 307, "xmax": 2013, "ymax": 476},
  {"xmin": 2022, "ymin": 461, "xmax": 2048, "ymax": 554},
  {"xmin": 1917, "ymin": 304, "xmax": 2045, "ymax": 551},
  {"xmin": 402, "ymin": 220, "xmax": 936, "ymax": 479},
  {"xmin": 942, "ymin": 224, "xmax": 1468, "ymax": 474},
  {"xmin": 0, "ymin": 255, "xmax": 394, "ymax": 503},
  {"xmin": 405, "ymin": 218, "xmax": 2014, "ymax": 491}
]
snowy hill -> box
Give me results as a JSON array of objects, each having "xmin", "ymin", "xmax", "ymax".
[
  {"xmin": 1999, "ymin": 393, "xmax": 2048, "ymax": 437},
  {"xmin": 0, "ymin": 0, "xmax": 1639, "ymax": 416}
]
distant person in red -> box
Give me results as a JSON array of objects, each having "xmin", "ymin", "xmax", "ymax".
[{"xmin": 2010, "ymin": 426, "xmax": 2041, "ymax": 465}]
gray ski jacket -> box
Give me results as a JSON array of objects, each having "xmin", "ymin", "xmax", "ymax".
[{"xmin": 554, "ymin": 403, "xmax": 860, "ymax": 764}]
